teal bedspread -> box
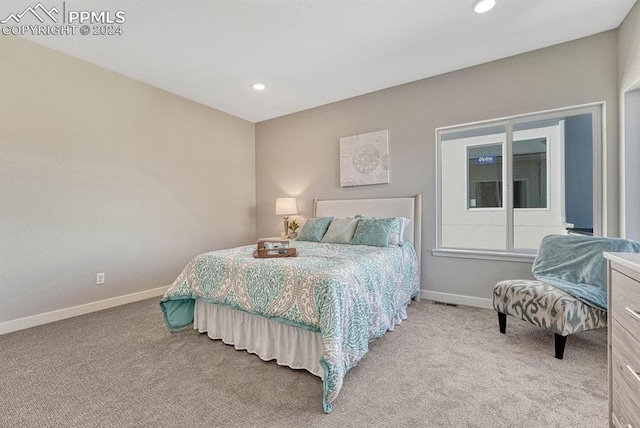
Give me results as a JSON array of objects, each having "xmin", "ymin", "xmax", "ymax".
[
  {"xmin": 160, "ymin": 241, "xmax": 419, "ymax": 413},
  {"xmin": 532, "ymin": 234, "xmax": 640, "ymax": 310}
]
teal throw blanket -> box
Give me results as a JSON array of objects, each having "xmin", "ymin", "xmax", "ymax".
[{"xmin": 532, "ymin": 234, "xmax": 640, "ymax": 310}]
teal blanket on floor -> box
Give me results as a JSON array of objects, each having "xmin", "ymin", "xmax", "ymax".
[{"xmin": 532, "ymin": 234, "xmax": 640, "ymax": 310}]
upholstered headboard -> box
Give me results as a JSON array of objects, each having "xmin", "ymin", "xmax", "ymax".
[{"xmin": 313, "ymin": 195, "xmax": 422, "ymax": 280}]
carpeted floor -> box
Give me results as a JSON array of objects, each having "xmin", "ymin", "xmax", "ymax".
[{"xmin": 0, "ymin": 298, "xmax": 607, "ymax": 427}]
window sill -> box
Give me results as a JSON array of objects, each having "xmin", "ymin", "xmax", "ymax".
[{"xmin": 431, "ymin": 248, "xmax": 536, "ymax": 263}]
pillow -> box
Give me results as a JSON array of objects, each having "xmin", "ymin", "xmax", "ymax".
[
  {"xmin": 321, "ymin": 217, "xmax": 359, "ymax": 244},
  {"xmin": 296, "ymin": 217, "xmax": 333, "ymax": 242},
  {"xmin": 350, "ymin": 217, "xmax": 398, "ymax": 247},
  {"xmin": 388, "ymin": 217, "xmax": 411, "ymax": 246}
]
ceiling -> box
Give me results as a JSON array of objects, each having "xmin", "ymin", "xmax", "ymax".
[{"xmin": 11, "ymin": 0, "xmax": 638, "ymax": 122}]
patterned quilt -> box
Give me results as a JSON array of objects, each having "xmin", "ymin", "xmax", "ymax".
[{"xmin": 160, "ymin": 241, "xmax": 419, "ymax": 413}]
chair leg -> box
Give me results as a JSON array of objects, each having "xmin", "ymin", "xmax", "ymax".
[
  {"xmin": 498, "ymin": 312, "xmax": 507, "ymax": 334},
  {"xmin": 554, "ymin": 334, "xmax": 567, "ymax": 359}
]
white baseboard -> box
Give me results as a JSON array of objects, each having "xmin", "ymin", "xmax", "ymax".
[
  {"xmin": 1, "ymin": 287, "xmax": 492, "ymax": 335},
  {"xmin": 420, "ymin": 290, "xmax": 494, "ymax": 310},
  {"xmin": 0, "ymin": 286, "xmax": 168, "ymax": 336}
]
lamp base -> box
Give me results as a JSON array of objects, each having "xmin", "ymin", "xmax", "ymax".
[{"xmin": 283, "ymin": 216, "xmax": 290, "ymax": 239}]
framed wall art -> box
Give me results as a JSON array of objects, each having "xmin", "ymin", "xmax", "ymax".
[{"xmin": 339, "ymin": 129, "xmax": 389, "ymax": 187}]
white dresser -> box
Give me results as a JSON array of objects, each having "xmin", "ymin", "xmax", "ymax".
[{"xmin": 605, "ymin": 252, "xmax": 640, "ymax": 428}]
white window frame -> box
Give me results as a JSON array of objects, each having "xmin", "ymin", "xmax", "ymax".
[{"xmin": 434, "ymin": 103, "xmax": 603, "ymax": 263}]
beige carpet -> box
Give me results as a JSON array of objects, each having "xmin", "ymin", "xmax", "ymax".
[{"xmin": 0, "ymin": 298, "xmax": 607, "ymax": 427}]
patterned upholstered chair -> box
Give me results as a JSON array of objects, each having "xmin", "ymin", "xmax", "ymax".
[
  {"xmin": 493, "ymin": 234, "xmax": 640, "ymax": 359},
  {"xmin": 493, "ymin": 279, "xmax": 607, "ymax": 359}
]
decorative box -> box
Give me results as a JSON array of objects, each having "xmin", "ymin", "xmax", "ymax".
[{"xmin": 253, "ymin": 238, "xmax": 297, "ymax": 258}]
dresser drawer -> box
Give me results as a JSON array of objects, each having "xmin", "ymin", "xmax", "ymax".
[
  {"xmin": 613, "ymin": 395, "xmax": 638, "ymax": 428},
  {"xmin": 612, "ymin": 374, "xmax": 640, "ymax": 427},
  {"xmin": 611, "ymin": 270, "xmax": 640, "ymax": 342},
  {"xmin": 612, "ymin": 321, "xmax": 640, "ymax": 425}
]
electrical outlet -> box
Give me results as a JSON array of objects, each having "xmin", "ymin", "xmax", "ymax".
[{"xmin": 96, "ymin": 273, "xmax": 105, "ymax": 285}]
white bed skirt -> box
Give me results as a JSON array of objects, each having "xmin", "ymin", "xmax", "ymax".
[{"xmin": 193, "ymin": 300, "xmax": 409, "ymax": 380}]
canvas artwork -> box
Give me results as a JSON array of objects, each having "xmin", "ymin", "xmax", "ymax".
[{"xmin": 339, "ymin": 130, "xmax": 389, "ymax": 187}]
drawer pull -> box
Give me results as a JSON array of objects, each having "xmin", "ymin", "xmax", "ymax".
[
  {"xmin": 625, "ymin": 307, "xmax": 640, "ymax": 322},
  {"xmin": 627, "ymin": 364, "xmax": 640, "ymax": 383}
]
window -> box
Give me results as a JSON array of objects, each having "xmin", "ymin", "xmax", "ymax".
[
  {"xmin": 435, "ymin": 105, "xmax": 602, "ymax": 261},
  {"xmin": 513, "ymin": 138, "xmax": 547, "ymax": 209},
  {"xmin": 467, "ymin": 144, "xmax": 503, "ymax": 209}
]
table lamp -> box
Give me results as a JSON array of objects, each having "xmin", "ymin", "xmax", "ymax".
[{"xmin": 275, "ymin": 197, "xmax": 298, "ymax": 238}]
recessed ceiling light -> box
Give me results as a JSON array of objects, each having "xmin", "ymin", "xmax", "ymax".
[
  {"xmin": 473, "ymin": 0, "xmax": 496, "ymax": 13},
  {"xmin": 252, "ymin": 83, "xmax": 266, "ymax": 91}
]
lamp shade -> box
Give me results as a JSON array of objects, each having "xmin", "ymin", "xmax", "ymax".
[{"xmin": 275, "ymin": 198, "xmax": 298, "ymax": 216}]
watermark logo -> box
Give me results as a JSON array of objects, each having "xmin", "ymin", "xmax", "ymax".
[
  {"xmin": 1, "ymin": 2, "xmax": 126, "ymax": 36},
  {"xmin": 1, "ymin": 3, "xmax": 59, "ymax": 24}
]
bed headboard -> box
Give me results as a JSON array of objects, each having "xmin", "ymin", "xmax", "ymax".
[
  {"xmin": 313, "ymin": 194, "xmax": 422, "ymax": 273},
  {"xmin": 313, "ymin": 195, "xmax": 421, "ymax": 244}
]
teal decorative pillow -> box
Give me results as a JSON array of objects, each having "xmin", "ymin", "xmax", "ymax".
[
  {"xmin": 321, "ymin": 217, "xmax": 359, "ymax": 244},
  {"xmin": 296, "ymin": 217, "xmax": 333, "ymax": 242},
  {"xmin": 350, "ymin": 217, "xmax": 397, "ymax": 247}
]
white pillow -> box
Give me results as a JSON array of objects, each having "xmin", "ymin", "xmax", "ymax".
[{"xmin": 388, "ymin": 217, "xmax": 411, "ymax": 245}]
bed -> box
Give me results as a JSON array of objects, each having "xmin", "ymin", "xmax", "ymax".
[{"xmin": 160, "ymin": 195, "xmax": 422, "ymax": 413}]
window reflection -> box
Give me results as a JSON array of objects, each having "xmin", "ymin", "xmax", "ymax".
[{"xmin": 467, "ymin": 144, "xmax": 503, "ymax": 209}]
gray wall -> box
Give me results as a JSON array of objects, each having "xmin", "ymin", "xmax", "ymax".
[
  {"xmin": 619, "ymin": 1, "xmax": 640, "ymax": 92},
  {"xmin": 255, "ymin": 32, "xmax": 619, "ymax": 303},
  {"xmin": 618, "ymin": 1, "xmax": 640, "ymax": 239},
  {"xmin": 0, "ymin": 36, "xmax": 256, "ymax": 323}
]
